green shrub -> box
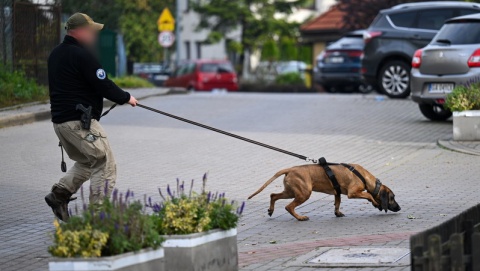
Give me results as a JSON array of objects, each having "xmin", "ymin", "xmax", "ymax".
[
  {"xmin": 275, "ymin": 72, "xmax": 304, "ymax": 85},
  {"xmin": 111, "ymin": 76, "xmax": 154, "ymax": 88},
  {"xmin": 149, "ymin": 174, "xmax": 244, "ymax": 235},
  {"xmin": 49, "ymin": 187, "xmax": 163, "ymax": 258},
  {"xmin": 0, "ymin": 65, "xmax": 48, "ymax": 108},
  {"xmin": 444, "ymin": 83, "xmax": 480, "ymax": 112}
]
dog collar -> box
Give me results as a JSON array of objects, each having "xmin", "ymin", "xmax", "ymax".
[{"xmin": 372, "ymin": 178, "xmax": 382, "ymax": 197}]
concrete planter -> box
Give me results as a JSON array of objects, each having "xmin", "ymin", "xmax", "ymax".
[
  {"xmin": 48, "ymin": 247, "xmax": 165, "ymax": 271},
  {"xmin": 163, "ymin": 228, "xmax": 238, "ymax": 271},
  {"xmin": 453, "ymin": 110, "xmax": 480, "ymax": 141}
]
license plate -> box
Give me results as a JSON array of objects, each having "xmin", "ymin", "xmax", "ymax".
[
  {"xmin": 154, "ymin": 75, "xmax": 168, "ymax": 81},
  {"xmin": 428, "ymin": 83, "xmax": 454, "ymax": 93},
  {"xmin": 327, "ymin": 57, "xmax": 344, "ymax": 63}
]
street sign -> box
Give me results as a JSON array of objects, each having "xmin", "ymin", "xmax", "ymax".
[
  {"xmin": 157, "ymin": 8, "xmax": 175, "ymax": 32},
  {"xmin": 158, "ymin": 31, "xmax": 175, "ymax": 47}
]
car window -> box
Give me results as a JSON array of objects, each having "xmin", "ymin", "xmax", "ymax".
[
  {"xmin": 458, "ymin": 8, "xmax": 480, "ymax": 16},
  {"xmin": 389, "ymin": 11, "xmax": 417, "ymax": 28},
  {"xmin": 185, "ymin": 63, "xmax": 196, "ymax": 74},
  {"xmin": 417, "ymin": 9, "xmax": 454, "ymax": 30},
  {"xmin": 200, "ymin": 63, "xmax": 234, "ymax": 73},
  {"xmin": 433, "ymin": 22, "xmax": 480, "ymax": 44}
]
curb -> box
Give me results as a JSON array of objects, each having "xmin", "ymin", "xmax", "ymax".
[
  {"xmin": 0, "ymin": 89, "xmax": 187, "ymax": 129},
  {"xmin": 437, "ymin": 139, "xmax": 480, "ymax": 156}
]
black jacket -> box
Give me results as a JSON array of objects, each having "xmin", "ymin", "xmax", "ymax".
[{"xmin": 48, "ymin": 35, "xmax": 130, "ymax": 124}]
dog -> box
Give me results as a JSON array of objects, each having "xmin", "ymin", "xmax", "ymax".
[{"xmin": 248, "ymin": 163, "xmax": 401, "ymax": 221}]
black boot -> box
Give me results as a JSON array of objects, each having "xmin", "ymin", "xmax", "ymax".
[{"xmin": 45, "ymin": 187, "xmax": 73, "ymax": 222}]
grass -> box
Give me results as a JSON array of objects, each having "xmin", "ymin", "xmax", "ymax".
[
  {"xmin": 111, "ymin": 76, "xmax": 154, "ymax": 89},
  {"xmin": 0, "ymin": 66, "xmax": 48, "ymax": 108}
]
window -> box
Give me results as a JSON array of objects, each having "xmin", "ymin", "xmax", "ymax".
[
  {"xmin": 417, "ymin": 9, "xmax": 454, "ymax": 30},
  {"xmin": 185, "ymin": 41, "xmax": 191, "ymax": 60},
  {"xmin": 389, "ymin": 11, "xmax": 417, "ymax": 28},
  {"xmin": 433, "ymin": 22, "xmax": 480, "ymax": 44},
  {"xmin": 458, "ymin": 8, "xmax": 480, "ymax": 16},
  {"xmin": 196, "ymin": 41, "xmax": 202, "ymax": 59},
  {"xmin": 199, "ymin": 63, "xmax": 234, "ymax": 73}
]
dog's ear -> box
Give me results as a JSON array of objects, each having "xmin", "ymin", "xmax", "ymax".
[{"xmin": 380, "ymin": 189, "xmax": 388, "ymax": 213}]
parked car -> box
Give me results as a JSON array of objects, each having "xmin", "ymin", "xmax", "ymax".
[
  {"xmin": 133, "ymin": 62, "xmax": 171, "ymax": 86},
  {"xmin": 315, "ymin": 30, "xmax": 373, "ymax": 93},
  {"xmin": 164, "ymin": 60, "xmax": 238, "ymax": 91},
  {"xmin": 254, "ymin": 61, "xmax": 308, "ymax": 83},
  {"xmin": 411, "ymin": 13, "xmax": 480, "ymax": 121},
  {"xmin": 362, "ymin": 1, "xmax": 480, "ymax": 98}
]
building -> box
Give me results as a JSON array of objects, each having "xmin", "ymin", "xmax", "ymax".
[
  {"xmin": 177, "ymin": 0, "xmax": 241, "ymax": 62},
  {"xmin": 300, "ymin": 4, "xmax": 347, "ymax": 65}
]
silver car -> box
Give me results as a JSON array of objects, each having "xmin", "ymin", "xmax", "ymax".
[{"xmin": 411, "ymin": 13, "xmax": 480, "ymax": 121}]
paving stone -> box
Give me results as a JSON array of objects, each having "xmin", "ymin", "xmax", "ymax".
[{"xmin": 0, "ymin": 93, "xmax": 479, "ymax": 271}]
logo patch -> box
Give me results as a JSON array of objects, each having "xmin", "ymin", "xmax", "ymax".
[{"xmin": 96, "ymin": 69, "xmax": 106, "ymax": 80}]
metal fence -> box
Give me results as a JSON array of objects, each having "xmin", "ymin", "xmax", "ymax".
[
  {"xmin": 410, "ymin": 203, "xmax": 480, "ymax": 271},
  {"xmin": 0, "ymin": 0, "xmax": 13, "ymax": 66},
  {"xmin": 13, "ymin": 2, "xmax": 61, "ymax": 84}
]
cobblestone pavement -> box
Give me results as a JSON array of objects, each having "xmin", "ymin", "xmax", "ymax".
[{"xmin": 1, "ymin": 93, "xmax": 479, "ymax": 270}]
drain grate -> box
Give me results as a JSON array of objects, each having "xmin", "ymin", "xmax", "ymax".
[{"xmin": 288, "ymin": 247, "xmax": 410, "ymax": 268}]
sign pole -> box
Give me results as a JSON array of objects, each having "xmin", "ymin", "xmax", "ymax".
[{"xmin": 175, "ymin": 0, "xmax": 181, "ymax": 67}]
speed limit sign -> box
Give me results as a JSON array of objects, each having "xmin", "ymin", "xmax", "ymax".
[{"xmin": 158, "ymin": 31, "xmax": 175, "ymax": 48}]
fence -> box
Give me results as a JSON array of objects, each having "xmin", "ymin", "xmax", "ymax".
[
  {"xmin": 0, "ymin": 0, "xmax": 13, "ymax": 66},
  {"xmin": 8, "ymin": 2, "xmax": 61, "ymax": 84},
  {"xmin": 410, "ymin": 204, "xmax": 480, "ymax": 271}
]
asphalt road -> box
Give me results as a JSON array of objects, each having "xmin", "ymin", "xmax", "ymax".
[{"xmin": 0, "ymin": 92, "xmax": 478, "ymax": 270}]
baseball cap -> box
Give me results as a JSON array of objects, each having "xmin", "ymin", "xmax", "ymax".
[{"xmin": 65, "ymin": 13, "xmax": 104, "ymax": 31}]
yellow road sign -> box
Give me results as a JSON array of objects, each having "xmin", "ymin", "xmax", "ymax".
[{"xmin": 157, "ymin": 8, "xmax": 175, "ymax": 32}]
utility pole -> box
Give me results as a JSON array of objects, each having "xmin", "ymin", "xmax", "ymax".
[{"xmin": 175, "ymin": 0, "xmax": 182, "ymax": 67}]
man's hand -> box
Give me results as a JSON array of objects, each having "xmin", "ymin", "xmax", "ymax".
[{"xmin": 128, "ymin": 96, "xmax": 138, "ymax": 107}]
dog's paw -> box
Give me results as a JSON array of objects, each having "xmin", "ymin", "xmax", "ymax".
[
  {"xmin": 297, "ymin": 216, "xmax": 309, "ymax": 221},
  {"xmin": 335, "ymin": 211, "xmax": 345, "ymax": 217},
  {"xmin": 267, "ymin": 209, "xmax": 273, "ymax": 217}
]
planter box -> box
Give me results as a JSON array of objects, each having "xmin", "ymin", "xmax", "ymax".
[
  {"xmin": 453, "ymin": 110, "xmax": 480, "ymax": 141},
  {"xmin": 163, "ymin": 228, "xmax": 238, "ymax": 271},
  {"xmin": 49, "ymin": 248, "xmax": 165, "ymax": 271}
]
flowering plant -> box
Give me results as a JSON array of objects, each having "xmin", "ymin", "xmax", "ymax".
[
  {"xmin": 149, "ymin": 174, "xmax": 245, "ymax": 235},
  {"xmin": 49, "ymin": 186, "xmax": 163, "ymax": 258}
]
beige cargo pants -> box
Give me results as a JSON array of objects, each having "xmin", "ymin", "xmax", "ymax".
[{"xmin": 52, "ymin": 119, "xmax": 116, "ymax": 205}]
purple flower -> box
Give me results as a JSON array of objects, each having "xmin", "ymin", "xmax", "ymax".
[
  {"xmin": 103, "ymin": 180, "xmax": 109, "ymax": 195},
  {"xmin": 148, "ymin": 197, "xmax": 152, "ymax": 207},
  {"xmin": 152, "ymin": 203, "xmax": 162, "ymax": 213},
  {"xmin": 99, "ymin": 212, "xmax": 105, "ymax": 220},
  {"xmin": 112, "ymin": 189, "xmax": 118, "ymax": 204},
  {"xmin": 167, "ymin": 185, "xmax": 174, "ymax": 198},
  {"xmin": 238, "ymin": 202, "xmax": 245, "ymax": 215},
  {"xmin": 158, "ymin": 188, "xmax": 166, "ymax": 201},
  {"xmin": 124, "ymin": 225, "xmax": 129, "ymax": 233},
  {"xmin": 206, "ymin": 191, "xmax": 212, "ymax": 204},
  {"xmin": 126, "ymin": 190, "xmax": 131, "ymax": 201},
  {"xmin": 114, "ymin": 223, "xmax": 119, "ymax": 230}
]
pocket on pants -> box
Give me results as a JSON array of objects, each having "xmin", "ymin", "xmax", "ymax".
[{"xmin": 81, "ymin": 125, "xmax": 108, "ymax": 161}]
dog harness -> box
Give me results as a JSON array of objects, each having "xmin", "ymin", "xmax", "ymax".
[{"xmin": 318, "ymin": 157, "xmax": 382, "ymax": 197}]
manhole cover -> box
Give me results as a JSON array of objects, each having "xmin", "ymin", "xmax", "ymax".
[{"xmin": 288, "ymin": 247, "xmax": 410, "ymax": 267}]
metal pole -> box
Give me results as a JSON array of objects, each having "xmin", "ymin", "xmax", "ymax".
[{"xmin": 175, "ymin": 0, "xmax": 181, "ymax": 67}]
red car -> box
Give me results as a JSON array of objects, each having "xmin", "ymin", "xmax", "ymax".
[{"xmin": 164, "ymin": 60, "xmax": 238, "ymax": 91}]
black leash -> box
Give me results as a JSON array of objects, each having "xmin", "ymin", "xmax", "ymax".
[{"xmin": 136, "ymin": 103, "xmax": 319, "ymax": 163}]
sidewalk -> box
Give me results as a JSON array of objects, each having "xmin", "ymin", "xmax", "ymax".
[
  {"xmin": 438, "ymin": 139, "xmax": 480, "ymax": 156},
  {"xmin": 0, "ymin": 87, "xmax": 184, "ymax": 128}
]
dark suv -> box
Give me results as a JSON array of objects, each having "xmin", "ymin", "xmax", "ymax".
[{"xmin": 362, "ymin": 1, "xmax": 480, "ymax": 98}]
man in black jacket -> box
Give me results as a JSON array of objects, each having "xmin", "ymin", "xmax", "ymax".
[{"xmin": 45, "ymin": 13, "xmax": 137, "ymax": 221}]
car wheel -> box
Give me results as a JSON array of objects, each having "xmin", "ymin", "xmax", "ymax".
[
  {"xmin": 418, "ymin": 104, "xmax": 452, "ymax": 121},
  {"xmin": 358, "ymin": 84, "xmax": 374, "ymax": 94},
  {"xmin": 378, "ymin": 61, "xmax": 411, "ymax": 99}
]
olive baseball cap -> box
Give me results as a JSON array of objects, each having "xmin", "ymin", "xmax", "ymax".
[{"xmin": 65, "ymin": 13, "xmax": 104, "ymax": 31}]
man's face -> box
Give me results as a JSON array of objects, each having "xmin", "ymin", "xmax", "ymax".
[{"xmin": 73, "ymin": 27, "xmax": 99, "ymax": 47}]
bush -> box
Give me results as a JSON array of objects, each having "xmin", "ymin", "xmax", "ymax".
[
  {"xmin": 49, "ymin": 186, "xmax": 163, "ymax": 258},
  {"xmin": 149, "ymin": 174, "xmax": 244, "ymax": 235},
  {"xmin": 111, "ymin": 76, "xmax": 154, "ymax": 88},
  {"xmin": 0, "ymin": 65, "xmax": 48, "ymax": 108},
  {"xmin": 445, "ymin": 82, "xmax": 480, "ymax": 112},
  {"xmin": 275, "ymin": 72, "xmax": 304, "ymax": 85}
]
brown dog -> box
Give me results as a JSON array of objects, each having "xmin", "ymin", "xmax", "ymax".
[{"xmin": 248, "ymin": 164, "xmax": 401, "ymax": 221}]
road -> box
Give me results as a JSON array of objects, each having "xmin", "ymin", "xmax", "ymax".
[{"xmin": 0, "ymin": 92, "xmax": 479, "ymax": 270}]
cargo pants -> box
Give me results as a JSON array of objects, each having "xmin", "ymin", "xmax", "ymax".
[{"xmin": 52, "ymin": 119, "xmax": 116, "ymax": 205}]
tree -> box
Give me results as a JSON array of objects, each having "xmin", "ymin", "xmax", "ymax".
[
  {"xmin": 261, "ymin": 40, "xmax": 279, "ymax": 61},
  {"xmin": 193, "ymin": 0, "xmax": 307, "ymax": 71},
  {"xmin": 337, "ymin": 0, "xmax": 436, "ymax": 30},
  {"xmin": 58, "ymin": 0, "xmax": 175, "ymax": 63}
]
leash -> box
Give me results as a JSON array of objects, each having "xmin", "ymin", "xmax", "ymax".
[{"xmin": 136, "ymin": 103, "xmax": 319, "ymax": 163}]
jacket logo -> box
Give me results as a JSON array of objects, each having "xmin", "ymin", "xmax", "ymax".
[{"xmin": 96, "ymin": 69, "xmax": 106, "ymax": 80}]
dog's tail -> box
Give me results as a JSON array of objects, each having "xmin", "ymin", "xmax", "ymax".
[{"xmin": 248, "ymin": 168, "xmax": 291, "ymax": 199}]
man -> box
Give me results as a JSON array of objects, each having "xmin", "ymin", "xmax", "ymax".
[{"xmin": 45, "ymin": 13, "xmax": 137, "ymax": 222}]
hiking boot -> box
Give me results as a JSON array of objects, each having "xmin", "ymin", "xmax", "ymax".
[{"xmin": 45, "ymin": 187, "xmax": 73, "ymax": 222}]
